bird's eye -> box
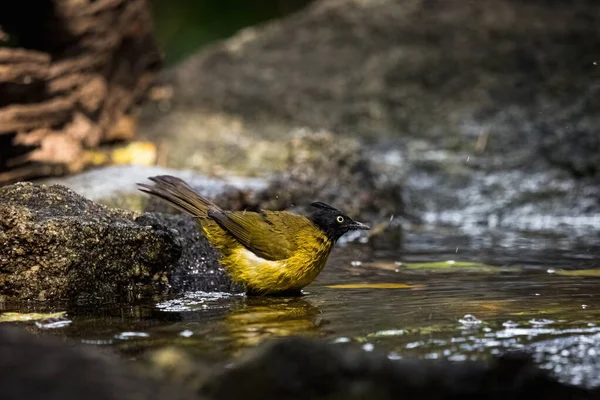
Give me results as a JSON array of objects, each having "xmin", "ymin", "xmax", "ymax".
[{"xmin": 336, "ymin": 216, "xmax": 344, "ymax": 223}]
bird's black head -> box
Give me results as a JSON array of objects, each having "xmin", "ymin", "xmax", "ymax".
[{"xmin": 309, "ymin": 201, "xmax": 370, "ymax": 242}]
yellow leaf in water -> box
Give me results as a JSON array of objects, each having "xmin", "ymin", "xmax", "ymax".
[
  {"xmin": 326, "ymin": 283, "xmax": 423, "ymax": 289},
  {"xmin": 554, "ymin": 269, "xmax": 600, "ymax": 277},
  {"xmin": 0, "ymin": 311, "xmax": 66, "ymax": 323}
]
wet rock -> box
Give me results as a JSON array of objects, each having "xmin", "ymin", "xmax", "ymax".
[
  {"xmin": 139, "ymin": 213, "xmax": 241, "ymax": 294},
  {"xmin": 0, "ymin": 325, "xmax": 200, "ymax": 400},
  {"xmin": 536, "ymin": 85, "xmax": 600, "ymax": 180},
  {"xmin": 253, "ymin": 129, "xmax": 404, "ymax": 221},
  {"xmin": 201, "ymin": 336, "xmax": 598, "ymax": 400},
  {"xmin": 0, "ymin": 182, "xmax": 181, "ymax": 301}
]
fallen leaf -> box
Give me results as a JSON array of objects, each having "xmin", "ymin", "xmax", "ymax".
[
  {"xmin": 326, "ymin": 283, "xmax": 423, "ymax": 289},
  {"xmin": 0, "ymin": 311, "xmax": 67, "ymax": 323},
  {"xmin": 554, "ymin": 269, "xmax": 600, "ymax": 277}
]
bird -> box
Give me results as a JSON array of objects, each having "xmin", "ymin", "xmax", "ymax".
[{"xmin": 137, "ymin": 175, "xmax": 370, "ymax": 296}]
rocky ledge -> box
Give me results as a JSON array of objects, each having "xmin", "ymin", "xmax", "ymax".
[{"xmin": 0, "ymin": 179, "xmax": 246, "ymax": 301}]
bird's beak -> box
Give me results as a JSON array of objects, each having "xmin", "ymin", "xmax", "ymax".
[{"xmin": 350, "ymin": 221, "xmax": 370, "ymax": 230}]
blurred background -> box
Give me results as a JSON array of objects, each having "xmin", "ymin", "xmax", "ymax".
[{"xmin": 149, "ymin": 0, "xmax": 313, "ymax": 65}]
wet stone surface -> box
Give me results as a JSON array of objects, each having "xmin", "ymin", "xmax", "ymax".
[
  {"xmin": 0, "ymin": 182, "xmax": 182, "ymax": 302},
  {"xmin": 140, "ymin": 213, "xmax": 241, "ymax": 294}
]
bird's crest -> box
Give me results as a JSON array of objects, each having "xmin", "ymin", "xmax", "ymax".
[{"xmin": 310, "ymin": 201, "xmax": 339, "ymax": 212}]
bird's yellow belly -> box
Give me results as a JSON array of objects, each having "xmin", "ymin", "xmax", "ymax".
[{"xmin": 223, "ymin": 246, "xmax": 332, "ymax": 294}]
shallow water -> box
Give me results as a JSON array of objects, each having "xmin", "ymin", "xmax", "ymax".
[{"xmin": 2, "ymin": 227, "xmax": 600, "ymax": 388}]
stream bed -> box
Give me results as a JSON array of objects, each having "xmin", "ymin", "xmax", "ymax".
[{"xmin": 2, "ymin": 227, "xmax": 599, "ymax": 389}]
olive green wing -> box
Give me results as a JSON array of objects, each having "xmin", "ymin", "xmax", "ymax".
[{"xmin": 207, "ymin": 209, "xmax": 311, "ymax": 261}]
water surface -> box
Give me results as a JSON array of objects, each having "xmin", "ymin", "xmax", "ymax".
[{"xmin": 2, "ymin": 227, "xmax": 600, "ymax": 388}]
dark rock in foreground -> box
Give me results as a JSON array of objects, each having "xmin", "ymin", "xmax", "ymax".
[
  {"xmin": 0, "ymin": 325, "xmax": 199, "ymax": 400},
  {"xmin": 0, "ymin": 182, "xmax": 182, "ymax": 301},
  {"xmin": 1, "ymin": 325, "xmax": 597, "ymax": 400},
  {"xmin": 201, "ymin": 337, "xmax": 598, "ymax": 400}
]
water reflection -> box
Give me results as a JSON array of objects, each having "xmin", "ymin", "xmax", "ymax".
[{"xmin": 223, "ymin": 297, "xmax": 322, "ymax": 351}]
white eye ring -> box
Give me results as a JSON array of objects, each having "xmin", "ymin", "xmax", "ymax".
[{"xmin": 336, "ymin": 216, "xmax": 344, "ymax": 223}]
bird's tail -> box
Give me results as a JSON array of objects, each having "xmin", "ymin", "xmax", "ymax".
[{"xmin": 137, "ymin": 175, "xmax": 219, "ymax": 218}]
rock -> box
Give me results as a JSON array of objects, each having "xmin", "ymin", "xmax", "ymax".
[
  {"xmin": 200, "ymin": 336, "xmax": 598, "ymax": 400},
  {"xmin": 149, "ymin": 0, "xmax": 599, "ymax": 151},
  {"xmin": 0, "ymin": 182, "xmax": 181, "ymax": 301},
  {"xmin": 0, "ymin": 325, "xmax": 200, "ymax": 400},
  {"xmin": 139, "ymin": 213, "xmax": 241, "ymax": 294},
  {"xmin": 537, "ymin": 84, "xmax": 600, "ymax": 180},
  {"xmin": 252, "ymin": 129, "xmax": 404, "ymax": 221}
]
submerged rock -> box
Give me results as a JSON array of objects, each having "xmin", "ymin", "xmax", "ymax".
[
  {"xmin": 201, "ymin": 336, "xmax": 598, "ymax": 400},
  {"xmin": 0, "ymin": 325, "xmax": 200, "ymax": 400},
  {"xmin": 0, "ymin": 182, "xmax": 182, "ymax": 301}
]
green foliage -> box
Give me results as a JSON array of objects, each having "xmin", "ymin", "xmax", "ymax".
[{"xmin": 149, "ymin": 0, "xmax": 311, "ymax": 64}]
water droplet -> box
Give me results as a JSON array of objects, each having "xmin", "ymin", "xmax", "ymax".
[
  {"xmin": 449, "ymin": 354, "xmax": 467, "ymax": 362},
  {"xmin": 350, "ymin": 261, "xmax": 362, "ymax": 267},
  {"xmin": 114, "ymin": 332, "xmax": 150, "ymax": 340},
  {"xmin": 547, "ymin": 268, "xmax": 555, "ymax": 274},
  {"xmin": 535, "ymin": 293, "xmax": 540, "ymax": 296},
  {"xmin": 582, "ymin": 304, "xmax": 588, "ymax": 309},
  {"xmin": 458, "ymin": 314, "xmax": 482, "ymax": 327},
  {"xmin": 588, "ymin": 348, "xmax": 597, "ymax": 356},
  {"xmin": 333, "ymin": 337, "xmax": 350, "ymax": 343},
  {"xmin": 179, "ymin": 330, "xmax": 193, "ymax": 337},
  {"xmin": 387, "ymin": 352, "xmax": 402, "ymax": 360},
  {"xmin": 447, "ymin": 260, "xmax": 456, "ymax": 265},
  {"xmin": 503, "ymin": 320, "xmax": 519, "ymax": 328},
  {"xmin": 394, "ymin": 261, "xmax": 403, "ymax": 266},
  {"xmin": 81, "ymin": 339, "xmax": 113, "ymax": 345},
  {"xmin": 362, "ymin": 343, "xmax": 374, "ymax": 352},
  {"xmin": 372, "ymin": 329, "xmax": 404, "ymax": 337},
  {"xmin": 529, "ymin": 318, "xmax": 554, "ymax": 326},
  {"xmin": 405, "ymin": 341, "xmax": 424, "ymax": 349}
]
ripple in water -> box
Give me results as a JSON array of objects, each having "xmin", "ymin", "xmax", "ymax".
[
  {"xmin": 34, "ymin": 318, "xmax": 72, "ymax": 329},
  {"xmin": 156, "ymin": 291, "xmax": 241, "ymax": 312},
  {"xmin": 114, "ymin": 332, "xmax": 150, "ymax": 340},
  {"xmin": 458, "ymin": 314, "xmax": 482, "ymax": 327}
]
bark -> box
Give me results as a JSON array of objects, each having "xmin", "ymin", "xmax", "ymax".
[{"xmin": 0, "ymin": 0, "xmax": 161, "ymax": 185}]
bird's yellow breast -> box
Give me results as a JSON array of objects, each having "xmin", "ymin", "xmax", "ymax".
[{"xmin": 202, "ymin": 222, "xmax": 333, "ymax": 294}]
